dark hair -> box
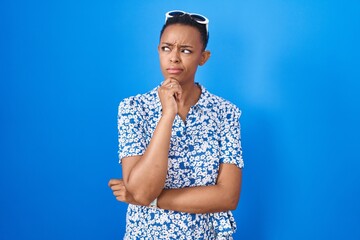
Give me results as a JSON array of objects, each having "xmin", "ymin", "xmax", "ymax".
[{"xmin": 160, "ymin": 14, "xmax": 209, "ymax": 50}]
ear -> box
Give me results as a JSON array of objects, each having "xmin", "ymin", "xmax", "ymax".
[{"xmin": 199, "ymin": 50, "xmax": 211, "ymax": 66}]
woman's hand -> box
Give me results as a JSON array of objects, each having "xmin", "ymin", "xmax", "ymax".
[
  {"xmin": 158, "ymin": 78, "xmax": 182, "ymax": 118},
  {"xmin": 108, "ymin": 178, "xmax": 140, "ymax": 205}
]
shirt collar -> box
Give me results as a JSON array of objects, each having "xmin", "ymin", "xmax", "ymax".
[{"xmin": 194, "ymin": 83, "xmax": 209, "ymax": 110}]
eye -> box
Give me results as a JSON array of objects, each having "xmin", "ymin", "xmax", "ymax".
[
  {"xmin": 181, "ymin": 49, "xmax": 192, "ymax": 54},
  {"xmin": 161, "ymin": 46, "xmax": 171, "ymax": 52}
]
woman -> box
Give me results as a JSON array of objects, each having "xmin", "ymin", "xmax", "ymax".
[{"xmin": 109, "ymin": 10, "xmax": 244, "ymax": 239}]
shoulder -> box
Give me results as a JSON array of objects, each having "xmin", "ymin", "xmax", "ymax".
[
  {"xmin": 118, "ymin": 87, "xmax": 159, "ymax": 113},
  {"xmin": 203, "ymin": 89, "xmax": 242, "ymax": 118}
]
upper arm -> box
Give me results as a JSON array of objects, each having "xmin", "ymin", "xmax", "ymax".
[
  {"xmin": 118, "ymin": 98, "xmax": 147, "ymax": 188},
  {"xmin": 121, "ymin": 155, "xmax": 142, "ymax": 184},
  {"xmin": 118, "ymin": 98, "xmax": 146, "ymax": 163},
  {"xmin": 219, "ymin": 105, "xmax": 244, "ymax": 168},
  {"xmin": 217, "ymin": 105, "xmax": 244, "ymax": 208}
]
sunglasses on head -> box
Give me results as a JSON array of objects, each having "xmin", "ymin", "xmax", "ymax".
[{"xmin": 165, "ymin": 10, "xmax": 209, "ymax": 34}]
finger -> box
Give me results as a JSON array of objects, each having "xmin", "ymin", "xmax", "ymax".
[
  {"xmin": 116, "ymin": 196, "xmax": 125, "ymax": 202},
  {"xmin": 169, "ymin": 77, "xmax": 179, "ymax": 83},
  {"xmin": 159, "ymin": 84, "xmax": 181, "ymax": 99},
  {"xmin": 108, "ymin": 179, "xmax": 119, "ymax": 187},
  {"xmin": 108, "ymin": 179, "xmax": 123, "ymax": 187},
  {"xmin": 175, "ymin": 92, "xmax": 182, "ymax": 101},
  {"xmin": 110, "ymin": 185, "xmax": 123, "ymax": 191},
  {"xmin": 167, "ymin": 78, "xmax": 179, "ymax": 88},
  {"xmin": 162, "ymin": 77, "xmax": 180, "ymax": 88},
  {"xmin": 161, "ymin": 78, "xmax": 172, "ymax": 87},
  {"xmin": 175, "ymin": 85, "xmax": 183, "ymax": 100},
  {"xmin": 167, "ymin": 79, "xmax": 182, "ymax": 100},
  {"xmin": 171, "ymin": 84, "xmax": 182, "ymax": 100},
  {"xmin": 162, "ymin": 81, "xmax": 175, "ymax": 90},
  {"xmin": 112, "ymin": 183, "xmax": 127, "ymax": 191},
  {"xmin": 159, "ymin": 79, "xmax": 183, "ymax": 103},
  {"xmin": 164, "ymin": 79, "xmax": 181, "ymax": 91},
  {"xmin": 113, "ymin": 190, "xmax": 124, "ymax": 197}
]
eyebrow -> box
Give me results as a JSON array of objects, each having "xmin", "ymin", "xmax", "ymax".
[{"xmin": 161, "ymin": 42, "xmax": 194, "ymax": 48}]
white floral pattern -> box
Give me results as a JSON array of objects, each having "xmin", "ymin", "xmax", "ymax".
[{"xmin": 118, "ymin": 84, "xmax": 244, "ymax": 239}]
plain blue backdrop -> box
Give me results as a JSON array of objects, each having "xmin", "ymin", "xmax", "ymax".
[{"xmin": 1, "ymin": 0, "xmax": 359, "ymax": 239}]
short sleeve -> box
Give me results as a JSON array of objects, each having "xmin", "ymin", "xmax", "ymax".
[
  {"xmin": 219, "ymin": 105, "xmax": 244, "ymax": 168},
  {"xmin": 117, "ymin": 97, "xmax": 147, "ymax": 163}
]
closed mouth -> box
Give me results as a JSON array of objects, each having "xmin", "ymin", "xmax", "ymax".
[{"xmin": 167, "ymin": 68, "xmax": 183, "ymax": 74}]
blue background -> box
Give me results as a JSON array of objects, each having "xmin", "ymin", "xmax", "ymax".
[{"xmin": 1, "ymin": 0, "xmax": 359, "ymax": 239}]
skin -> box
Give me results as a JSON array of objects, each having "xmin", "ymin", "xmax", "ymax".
[{"xmin": 109, "ymin": 24, "xmax": 242, "ymax": 213}]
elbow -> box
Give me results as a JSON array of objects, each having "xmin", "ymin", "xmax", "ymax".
[
  {"xmin": 132, "ymin": 192, "xmax": 153, "ymax": 206},
  {"xmin": 124, "ymin": 178, "xmax": 163, "ymax": 206},
  {"xmin": 123, "ymin": 180, "xmax": 153, "ymax": 206},
  {"xmin": 225, "ymin": 194, "xmax": 240, "ymax": 211},
  {"xmin": 127, "ymin": 185, "xmax": 156, "ymax": 206},
  {"xmin": 220, "ymin": 185, "xmax": 241, "ymax": 211},
  {"xmin": 228, "ymin": 198, "xmax": 239, "ymax": 211}
]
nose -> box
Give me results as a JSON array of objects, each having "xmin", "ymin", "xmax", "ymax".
[{"xmin": 170, "ymin": 50, "xmax": 180, "ymax": 63}]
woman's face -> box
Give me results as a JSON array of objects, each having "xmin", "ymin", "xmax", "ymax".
[{"xmin": 158, "ymin": 24, "xmax": 210, "ymax": 85}]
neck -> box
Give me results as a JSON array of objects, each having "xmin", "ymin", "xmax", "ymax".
[{"xmin": 177, "ymin": 81, "xmax": 201, "ymax": 107}]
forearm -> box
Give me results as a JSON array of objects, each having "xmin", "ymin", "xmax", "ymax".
[
  {"xmin": 157, "ymin": 185, "xmax": 240, "ymax": 214},
  {"xmin": 124, "ymin": 114, "xmax": 175, "ymax": 204},
  {"xmin": 157, "ymin": 164, "xmax": 242, "ymax": 214}
]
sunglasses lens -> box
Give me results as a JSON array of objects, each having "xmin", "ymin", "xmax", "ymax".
[
  {"xmin": 168, "ymin": 11, "xmax": 185, "ymax": 17},
  {"xmin": 190, "ymin": 14, "xmax": 206, "ymax": 22}
]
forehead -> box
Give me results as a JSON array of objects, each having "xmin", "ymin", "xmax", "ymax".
[{"xmin": 160, "ymin": 24, "xmax": 202, "ymax": 46}]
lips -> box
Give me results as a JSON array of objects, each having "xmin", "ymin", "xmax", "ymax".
[{"xmin": 167, "ymin": 67, "xmax": 183, "ymax": 75}]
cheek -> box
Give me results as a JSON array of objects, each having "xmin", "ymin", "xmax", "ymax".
[
  {"xmin": 188, "ymin": 59, "xmax": 201, "ymax": 70},
  {"xmin": 159, "ymin": 56, "xmax": 167, "ymax": 68}
]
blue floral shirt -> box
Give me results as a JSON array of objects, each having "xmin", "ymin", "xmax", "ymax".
[{"xmin": 118, "ymin": 84, "xmax": 244, "ymax": 239}]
